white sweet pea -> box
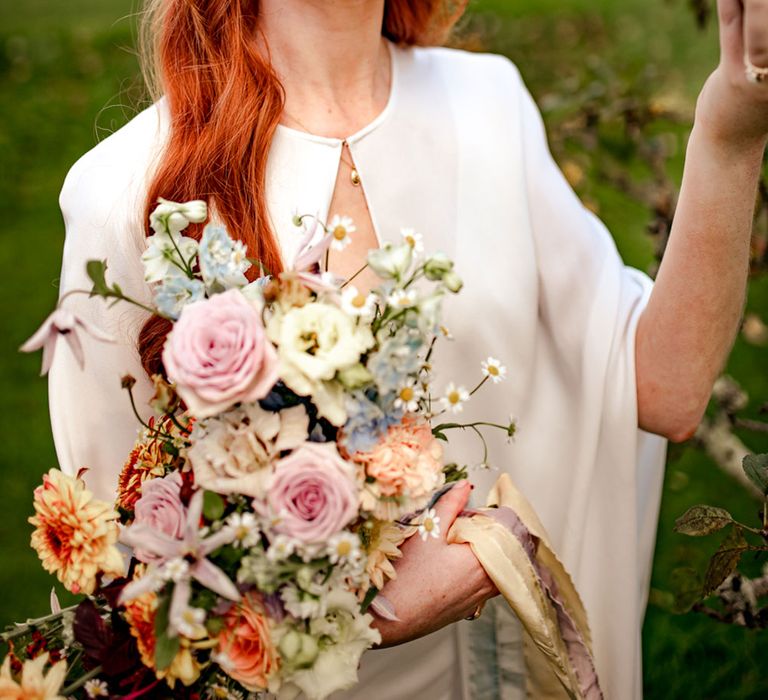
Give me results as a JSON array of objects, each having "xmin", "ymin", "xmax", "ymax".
[
  {"xmin": 367, "ymin": 242, "xmax": 413, "ymax": 281},
  {"xmin": 149, "ymin": 197, "xmax": 207, "ymax": 235}
]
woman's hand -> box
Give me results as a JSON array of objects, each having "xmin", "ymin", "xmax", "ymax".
[
  {"xmin": 696, "ymin": 0, "xmax": 768, "ymax": 152},
  {"xmin": 372, "ymin": 481, "xmax": 499, "ymax": 648}
]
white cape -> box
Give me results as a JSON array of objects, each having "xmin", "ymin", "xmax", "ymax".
[{"xmin": 49, "ymin": 42, "xmax": 667, "ymax": 699}]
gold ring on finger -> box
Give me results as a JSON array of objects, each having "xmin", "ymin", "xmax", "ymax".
[{"xmin": 745, "ymin": 53, "xmax": 768, "ymax": 84}]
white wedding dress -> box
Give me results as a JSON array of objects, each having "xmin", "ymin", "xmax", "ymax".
[{"xmin": 49, "ymin": 41, "xmax": 667, "ymax": 699}]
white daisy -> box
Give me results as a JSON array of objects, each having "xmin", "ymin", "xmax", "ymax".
[
  {"xmin": 418, "ymin": 508, "xmax": 441, "ymax": 541},
  {"xmin": 481, "ymin": 356, "xmax": 508, "ymax": 384},
  {"xmin": 341, "ymin": 285, "xmax": 377, "ymax": 317},
  {"xmin": 441, "ymin": 382, "xmax": 470, "ymax": 414},
  {"xmin": 226, "ymin": 512, "xmax": 261, "ymax": 549},
  {"xmin": 85, "ymin": 679, "xmax": 109, "ymax": 698},
  {"xmin": 394, "ymin": 380, "xmax": 424, "ymax": 413},
  {"xmin": 327, "ymin": 531, "xmax": 363, "ymax": 566},
  {"xmin": 400, "ymin": 228, "xmax": 424, "ymax": 254},
  {"xmin": 387, "ymin": 289, "xmax": 418, "ymax": 309},
  {"xmin": 266, "ymin": 534, "xmax": 299, "ymax": 562},
  {"xmin": 329, "ymin": 215, "xmax": 356, "ymax": 251}
]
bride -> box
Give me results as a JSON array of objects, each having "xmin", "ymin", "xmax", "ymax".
[{"xmin": 48, "ymin": 0, "xmax": 768, "ymax": 698}]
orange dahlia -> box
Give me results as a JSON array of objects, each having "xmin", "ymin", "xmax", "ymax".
[
  {"xmin": 116, "ymin": 417, "xmax": 184, "ymax": 512},
  {"xmin": 29, "ymin": 469, "xmax": 124, "ymax": 595}
]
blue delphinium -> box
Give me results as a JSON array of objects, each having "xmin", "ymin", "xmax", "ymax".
[
  {"xmin": 154, "ymin": 271, "xmax": 205, "ymax": 319},
  {"xmin": 198, "ymin": 224, "xmax": 251, "ymax": 291},
  {"xmin": 341, "ymin": 391, "xmax": 402, "ymax": 454},
  {"xmin": 367, "ymin": 328, "xmax": 423, "ymax": 394}
]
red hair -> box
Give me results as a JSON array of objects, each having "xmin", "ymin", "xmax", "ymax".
[{"xmin": 138, "ymin": 0, "xmax": 467, "ymax": 377}]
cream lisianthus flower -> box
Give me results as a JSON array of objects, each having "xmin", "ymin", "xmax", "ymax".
[
  {"xmin": 0, "ymin": 652, "xmax": 67, "ymax": 700},
  {"xmin": 267, "ymin": 302, "xmax": 374, "ymax": 425}
]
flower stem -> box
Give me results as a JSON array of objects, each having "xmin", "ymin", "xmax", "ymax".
[
  {"xmin": 341, "ymin": 263, "xmax": 370, "ymax": 289},
  {"xmin": 62, "ymin": 665, "xmax": 103, "ymax": 696},
  {"xmin": 1, "ymin": 606, "xmax": 77, "ymax": 642}
]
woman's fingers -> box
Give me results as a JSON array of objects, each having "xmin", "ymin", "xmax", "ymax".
[
  {"xmin": 717, "ymin": 0, "xmax": 744, "ymax": 68},
  {"xmin": 431, "ymin": 480, "xmax": 471, "ymax": 534},
  {"xmin": 744, "ymin": 0, "xmax": 768, "ymax": 68}
]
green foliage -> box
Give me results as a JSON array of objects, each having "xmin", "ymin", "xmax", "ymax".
[
  {"xmin": 202, "ymin": 491, "xmax": 225, "ymax": 522},
  {"xmin": 702, "ymin": 526, "xmax": 748, "ymax": 596},
  {"xmin": 743, "ymin": 454, "xmax": 768, "ymax": 495},
  {"xmin": 674, "ymin": 505, "xmax": 734, "ymax": 537}
]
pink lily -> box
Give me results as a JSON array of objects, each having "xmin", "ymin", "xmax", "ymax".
[
  {"xmin": 20, "ymin": 307, "xmax": 115, "ymax": 375},
  {"xmin": 118, "ymin": 490, "xmax": 240, "ymax": 628},
  {"xmin": 292, "ymin": 218, "xmax": 333, "ymax": 272}
]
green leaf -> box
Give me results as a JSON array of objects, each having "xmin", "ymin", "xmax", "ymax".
[
  {"xmin": 203, "ymin": 491, "xmax": 225, "ymax": 522},
  {"xmin": 674, "ymin": 505, "xmax": 734, "ymax": 536},
  {"xmin": 360, "ymin": 586, "xmax": 379, "ymax": 614},
  {"xmin": 743, "ymin": 453, "xmax": 768, "ymax": 495},
  {"xmin": 433, "ymin": 431, "xmax": 447, "ymax": 442},
  {"xmin": 670, "ymin": 567, "xmax": 703, "ymax": 613},
  {"xmin": 155, "ymin": 631, "xmax": 180, "ymax": 671},
  {"xmin": 703, "ymin": 526, "xmax": 748, "ymax": 596},
  {"xmin": 86, "ymin": 259, "xmax": 110, "ymax": 296}
]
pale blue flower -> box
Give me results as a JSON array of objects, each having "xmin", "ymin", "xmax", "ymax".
[
  {"xmin": 154, "ymin": 272, "xmax": 205, "ymax": 319},
  {"xmin": 198, "ymin": 224, "xmax": 251, "ymax": 291},
  {"xmin": 367, "ymin": 329, "xmax": 423, "ymax": 394},
  {"xmin": 341, "ymin": 391, "xmax": 401, "ymax": 454}
]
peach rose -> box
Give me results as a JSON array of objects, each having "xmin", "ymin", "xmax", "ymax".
[
  {"xmin": 216, "ymin": 593, "xmax": 279, "ymax": 691},
  {"xmin": 354, "ymin": 417, "xmax": 444, "ymax": 516}
]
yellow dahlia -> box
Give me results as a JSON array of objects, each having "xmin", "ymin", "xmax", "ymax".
[
  {"xmin": 0, "ymin": 652, "xmax": 67, "ymax": 700},
  {"xmin": 363, "ymin": 520, "xmax": 416, "ymax": 591},
  {"xmin": 124, "ymin": 591, "xmax": 202, "ymax": 688},
  {"xmin": 29, "ymin": 469, "xmax": 124, "ymax": 595}
]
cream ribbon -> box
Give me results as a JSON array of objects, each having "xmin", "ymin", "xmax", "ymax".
[{"xmin": 449, "ymin": 475, "xmax": 603, "ymax": 700}]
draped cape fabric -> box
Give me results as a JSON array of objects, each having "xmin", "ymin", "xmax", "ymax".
[{"xmin": 48, "ymin": 43, "xmax": 667, "ymax": 699}]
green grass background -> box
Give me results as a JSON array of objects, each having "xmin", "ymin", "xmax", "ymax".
[{"xmin": 1, "ymin": 0, "xmax": 767, "ymax": 696}]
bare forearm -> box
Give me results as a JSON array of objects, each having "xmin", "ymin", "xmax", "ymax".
[{"xmin": 636, "ymin": 125, "xmax": 765, "ymax": 441}]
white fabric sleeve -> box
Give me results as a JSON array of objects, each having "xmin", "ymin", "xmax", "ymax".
[
  {"xmin": 517, "ymin": 72, "xmax": 668, "ymax": 699},
  {"xmin": 47, "ymin": 107, "xmax": 163, "ymax": 502}
]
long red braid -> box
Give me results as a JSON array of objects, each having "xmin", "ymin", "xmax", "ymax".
[{"xmin": 138, "ymin": 0, "xmax": 467, "ymax": 377}]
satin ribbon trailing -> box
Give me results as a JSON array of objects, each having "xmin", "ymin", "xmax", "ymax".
[{"xmin": 448, "ymin": 475, "xmax": 603, "ymax": 700}]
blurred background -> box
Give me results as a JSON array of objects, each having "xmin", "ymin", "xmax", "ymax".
[{"xmin": 1, "ymin": 0, "xmax": 767, "ymax": 696}]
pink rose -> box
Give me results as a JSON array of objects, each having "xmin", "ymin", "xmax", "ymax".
[
  {"xmin": 162, "ymin": 289, "xmax": 279, "ymax": 418},
  {"xmin": 133, "ymin": 472, "xmax": 186, "ymax": 563},
  {"xmin": 265, "ymin": 443, "xmax": 358, "ymax": 543}
]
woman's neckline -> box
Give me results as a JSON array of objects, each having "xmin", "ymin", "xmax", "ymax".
[{"xmin": 275, "ymin": 39, "xmax": 399, "ymax": 148}]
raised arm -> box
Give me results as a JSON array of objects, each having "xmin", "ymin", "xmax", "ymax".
[{"xmin": 636, "ymin": 0, "xmax": 768, "ymax": 441}]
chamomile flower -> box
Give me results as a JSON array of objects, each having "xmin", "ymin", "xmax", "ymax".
[
  {"xmin": 329, "ymin": 215, "xmax": 356, "ymax": 251},
  {"xmin": 400, "ymin": 228, "xmax": 424, "ymax": 254},
  {"xmin": 394, "ymin": 380, "xmax": 424, "ymax": 413},
  {"xmin": 226, "ymin": 512, "xmax": 261, "ymax": 549},
  {"xmin": 163, "ymin": 557, "xmax": 190, "ymax": 583},
  {"xmin": 418, "ymin": 508, "xmax": 441, "ymax": 541},
  {"xmin": 481, "ymin": 357, "xmax": 508, "ymax": 384},
  {"xmin": 441, "ymin": 382, "xmax": 470, "ymax": 414},
  {"xmin": 85, "ymin": 679, "xmax": 109, "ymax": 698},
  {"xmin": 341, "ymin": 285, "xmax": 377, "ymax": 317},
  {"xmin": 327, "ymin": 532, "xmax": 363, "ymax": 566},
  {"xmin": 387, "ymin": 289, "xmax": 418, "ymax": 309},
  {"xmin": 266, "ymin": 534, "xmax": 299, "ymax": 562}
]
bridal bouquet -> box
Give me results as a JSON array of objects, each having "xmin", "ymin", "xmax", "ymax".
[{"xmin": 6, "ymin": 199, "xmax": 515, "ymax": 699}]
